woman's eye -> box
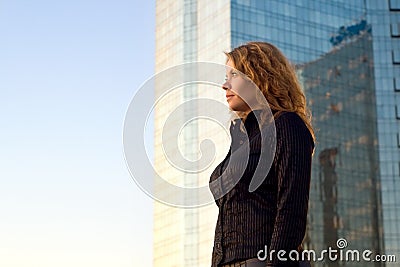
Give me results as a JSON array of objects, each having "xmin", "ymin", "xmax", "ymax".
[{"xmin": 224, "ymin": 72, "xmax": 238, "ymax": 81}]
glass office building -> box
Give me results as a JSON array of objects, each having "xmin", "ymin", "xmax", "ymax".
[
  {"xmin": 298, "ymin": 31, "xmax": 382, "ymax": 266},
  {"xmin": 154, "ymin": 0, "xmax": 399, "ymax": 266}
]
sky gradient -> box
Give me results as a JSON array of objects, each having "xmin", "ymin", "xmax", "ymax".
[{"xmin": 0, "ymin": 1, "xmax": 155, "ymax": 266}]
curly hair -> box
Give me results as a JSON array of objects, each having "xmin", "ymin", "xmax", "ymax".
[{"xmin": 224, "ymin": 41, "xmax": 315, "ymax": 142}]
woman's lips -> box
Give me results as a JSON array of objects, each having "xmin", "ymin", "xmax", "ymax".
[{"xmin": 226, "ymin": 95, "xmax": 234, "ymax": 100}]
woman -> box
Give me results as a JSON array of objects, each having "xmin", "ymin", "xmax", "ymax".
[{"xmin": 209, "ymin": 42, "xmax": 315, "ymax": 267}]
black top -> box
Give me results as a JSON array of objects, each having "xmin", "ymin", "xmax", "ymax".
[{"xmin": 209, "ymin": 110, "xmax": 315, "ymax": 267}]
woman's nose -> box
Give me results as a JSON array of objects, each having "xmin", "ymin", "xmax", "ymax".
[{"xmin": 222, "ymin": 81, "xmax": 230, "ymax": 90}]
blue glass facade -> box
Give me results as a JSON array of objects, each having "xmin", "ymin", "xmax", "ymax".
[
  {"xmin": 231, "ymin": 0, "xmax": 367, "ymax": 64},
  {"xmin": 299, "ymin": 33, "xmax": 382, "ymax": 266}
]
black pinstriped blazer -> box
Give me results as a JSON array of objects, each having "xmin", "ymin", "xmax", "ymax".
[{"xmin": 209, "ymin": 109, "xmax": 315, "ymax": 267}]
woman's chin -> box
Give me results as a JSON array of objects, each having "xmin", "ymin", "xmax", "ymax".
[{"xmin": 229, "ymin": 105, "xmax": 249, "ymax": 113}]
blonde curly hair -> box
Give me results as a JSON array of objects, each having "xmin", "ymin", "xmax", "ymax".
[{"xmin": 224, "ymin": 41, "xmax": 315, "ymax": 142}]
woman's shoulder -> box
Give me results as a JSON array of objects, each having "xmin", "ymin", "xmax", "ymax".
[
  {"xmin": 274, "ymin": 111, "xmax": 304, "ymax": 126},
  {"xmin": 274, "ymin": 111, "xmax": 314, "ymax": 148}
]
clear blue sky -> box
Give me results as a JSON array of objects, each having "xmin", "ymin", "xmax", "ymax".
[{"xmin": 0, "ymin": 1, "xmax": 155, "ymax": 266}]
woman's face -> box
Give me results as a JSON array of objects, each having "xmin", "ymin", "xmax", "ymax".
[{"xmin": 222, "ymin": 59, "xmax": 256, "ymax": 114}]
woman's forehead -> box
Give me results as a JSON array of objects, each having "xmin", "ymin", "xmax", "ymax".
[{"xmin": 225, "ymin": 60, "xmax": 237, "ymax": 74}]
